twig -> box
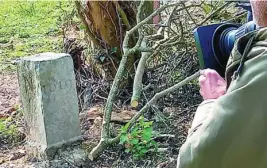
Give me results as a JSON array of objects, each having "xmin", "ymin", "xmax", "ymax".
[
  {"xmin": 136, "ymin": 0, "xmax": 145, "ymax": 24},
  {"xmin": 181, "ymin": 2, "xmax": 197, "ymax": 26},
  {"xmin": 123, "ymin": 2, "xmax": 183, "ymax": 51},
  {"xmin": 194, "ymin": 2, "xmax": 232, "ymax": 29},
  {"xmin": 146, "ymin": 27, "xmax": 164, "ymax": 40},
  {"xmin": 154, "ymin": 134, "xmax": 175, "ymax": 139},
  {"xmin": 223, "ymin": 11, "xmax": 247, "ymax": 23},
  {"xmin": 61, "ymin": 157, "xmax": 79, "ymax": 168},
  {"xmin": 157, "ymin": 148, "xmax": 168, "ymax": 153},
  {"xmin": 143, "ymin": 83, "xmax": 152, "ymax": 91},
  {"xmin": 167, "ymin": 5, "xmax": 179, "ymax": 28}
]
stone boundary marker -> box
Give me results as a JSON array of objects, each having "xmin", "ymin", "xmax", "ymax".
[{"xmin": 17, "ymin": 52, "xmax": 82, "ymax": 159}]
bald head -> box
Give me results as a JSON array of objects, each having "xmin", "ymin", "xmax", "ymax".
[{"xmin": 251, "ymin": 0, "xmax": 267, "ymax": 27}]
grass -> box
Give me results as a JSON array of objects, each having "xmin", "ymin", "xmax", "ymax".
[
  {"xmin": 0, "ymin": 0, "xmax": 75, "ymax": 143},
  {"xmin": 0, "ymin": 0, "xmax": 75, "ymax": 71},
  {"xmin": 0, "ymin": 105, "xmax": 24, "ymax": 145}
]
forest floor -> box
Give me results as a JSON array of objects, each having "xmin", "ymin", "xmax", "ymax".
[
  {"xmin": 0, "ymin": 1, "xmax": 202, "ymax": 167},
  {"xmin": 0, "ymin": 70, "xmax": 200, "ymax": 168}
]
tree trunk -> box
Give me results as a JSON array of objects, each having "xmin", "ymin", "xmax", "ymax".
[{"xmin": 75, "ymin": 1, "xmax": 153, "ymax": 86}]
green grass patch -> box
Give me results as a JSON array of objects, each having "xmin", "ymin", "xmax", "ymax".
[
  {"xmin": 0, "ymin": 0, "xmax": 74, "ymax": 71},
  {"xmin": 0, "ymin": 117, "xmax": 20, "ymax": 145}
]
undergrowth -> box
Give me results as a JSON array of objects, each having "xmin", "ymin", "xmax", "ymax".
[
  {"xmin": 120, "ymin": 115, "xmax": 158, "ymax": 159},
  {"xmin": 0, "ymin": 105, "xmax": 24, "ymax": 146}
]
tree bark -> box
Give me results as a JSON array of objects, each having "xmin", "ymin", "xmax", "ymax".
[{"xmin": 74, "ymin": 2, "xmax": 129, "ymax": 83}]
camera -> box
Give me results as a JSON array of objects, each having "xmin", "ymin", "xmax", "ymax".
[{"xmin": 193, "ymin": 1, "xmax": 257, "ymax": 77}]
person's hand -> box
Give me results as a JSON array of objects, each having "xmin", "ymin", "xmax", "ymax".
[{"xmin": 199, "ymin": 69, "xmax": 226, "ymax": 100}]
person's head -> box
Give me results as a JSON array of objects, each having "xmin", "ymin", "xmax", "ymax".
[{"xmin": 250, "ymin": 0, "xmax": 267, "ymax": 27}]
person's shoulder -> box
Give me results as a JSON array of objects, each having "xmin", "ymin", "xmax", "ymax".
[
  {"xmin": 254, "ymin": 27, "xmax": 267, "ymax": 41},
  {"xmin": 225, "ymin": 28, "xmax": 267, "ymax": 88}
]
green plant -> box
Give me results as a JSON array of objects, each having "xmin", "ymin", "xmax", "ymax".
[
  {"xmin": 0, "ymin": 118, "xmax": 19, "ymax": 144},
  {"xmin": 119, "ymin": 116, "xmax": 158, "ymax": 159},
  {"xmin": 0, "ymin": 105, "xmax": 24, "ymax": 144}
]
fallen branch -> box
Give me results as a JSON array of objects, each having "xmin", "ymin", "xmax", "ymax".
[
  {"xmin": 127, "ymin": 70, "xmax": 200, "ymax": 130},
  {"xmin": 131, "ymin": 38, "xmax": 151, "ymax": 107},
  {"xmin": 106, "ymin": 70, "xmax": 200, "ymax": 146},
  {"xmin": 88, "ymin": 0, "xmax": 204, "ymax": 160},
  {"xmin": 103, "ymin": 71, "xmax": 200, "ymax": 155},
  {"xmin": 88, "ymin": 136, "xmax": 119, "ymax": 161},
  {"xmin": 90, "ymin": 71, "xmax": 200, "ymax": 160},
  {"xmin": 88, "ymin": 47, "xmax": 137, "ymax": 160},
  {"xmin": 89, "ymin": 0, "xmax": 148, "ymax": 160},
  {"xmin": 181, "ymin": 2, "xmax": 197, "ymax": 26}
]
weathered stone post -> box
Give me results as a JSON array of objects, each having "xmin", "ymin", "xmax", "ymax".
[{"xmin": 17, "ymin": 52, "xmax": 82, "ymax": 159}]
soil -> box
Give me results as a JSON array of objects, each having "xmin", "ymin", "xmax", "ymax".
[
  {"xmin": 0, "ymin": 71, "xmax": 201, "ymax": 168},
  {"xmin": 0, "ymin": 72, "xmax": 20, "ymax": 114}
]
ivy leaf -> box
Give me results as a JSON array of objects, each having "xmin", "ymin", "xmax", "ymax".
[
  {"xmin": 120, "ymin": 122, "xmax": 130, "ymax": 133},
  {"xmin": 151, "ymin": 140, "xmax": 157, "ymax": 146},
  {"xmin": 99, "ymin": 56, "xmax": 105, "ymax": 62},
  {"xmin": 120, "ymin": 133, "xmax": 128, "ymax": 144},
  {"xmin": 203, "ymin": 4, "xmax": 212, "ymax": 14},
  {"xmin": 112, "ymin": 47, "xmax": 118, "ymax": 53},
  {"xmin": 139, "ymin": 116, "xmax": 144, "ymax": 125},
  {"xmin": 142, "ymin": 127, "xmax": 153, "ymax": 141},
  {"xmin": 79, "ymin": 24, "xmax": 86, "ymax": 30},
  {"xmin": 131, "ymin": 127, "xmax": 138, "ymax": 136},
  {"xmin": 151, "ymin": 140, "xmax": 158, "ymax": 151},
  {"xmin": 144, "ymin": 121, "xmax": 153, "ymax": 128},
  {"xmin": 131, "ymin": 138, "xmax": 139, "ymax": 145},
  {"xmin": 133, "ymin": 153, "xmax": 140, "ymax": 159},
  {"xmin": 140, "ymin": 148, "xmax": 148, "ymax": 154},
  {"xmin": 137, "ymin": 145, "xmax": 142, "ymax": 151},
  {"xmin": 125, "ymin": 148, "xmax": 130, "ymax": 153},
  {"xmin": 124, "ymin": 122, "xmax": 130, "ymax": 130}
]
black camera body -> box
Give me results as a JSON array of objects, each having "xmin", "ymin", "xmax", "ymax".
[{"xmin": 193, "ymin": 1, "xmax": 257, "ymax": 77}]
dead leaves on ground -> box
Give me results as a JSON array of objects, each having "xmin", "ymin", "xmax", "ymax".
[
  {"xmin": 0, "ymin": 148, "xmax": 26, "ymax": 166},
  {"xmin": 87, "ymin": 105, "xmax": 138, "ymax": 123},
  {"xmin": 82, "ymin": 104, "xmax": 138, "ymax": 141}
]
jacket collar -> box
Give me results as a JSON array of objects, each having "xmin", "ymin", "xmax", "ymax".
[{"xmin": 225, "ymin": 27, "xmax": 267, "ymax": 88}]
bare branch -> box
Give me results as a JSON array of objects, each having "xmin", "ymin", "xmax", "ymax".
[
  {"xmin": 130, "ymin": 70, "xmax": 200, "ymax": 126},
  {"xmin": 181, "ymin": 2, "xmax": 197, "ymax": 26},
  {"xmin": 89, "ymin": 0, "xmax": 152, "ymax": 160},
  {"xmin": 167, "ymin": 5, "xmax": 179, "ymax": 28},
  {"xmin": 95, "ymin": 71, "xmax": 201, "ymax": 151},
  {"xmin": 194, "ymin": 2, "xmax": 232, "ymax": 29},
  {"xmin": 123, "ymin": 2, "xmax": 182, "ymax": 51},
  {"xmin": 131, "ymin": 38, "xmax": 151, "ymax": 107},
  {"xmin": 89, "ymin": 0, "xmax": 220, "ymax": 160},
  {"xmin": 136, "ymin": 0, "xmax": 145, "ymax": 24},
  {"xmin": 89, "ymin": 47, "xmax": 137, "ymax": 160}
]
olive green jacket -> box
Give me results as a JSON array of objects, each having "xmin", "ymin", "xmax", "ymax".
[{"xmin": 177, "ymin": 27, "xmax": 267, "ymax": 168}]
